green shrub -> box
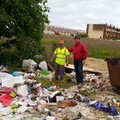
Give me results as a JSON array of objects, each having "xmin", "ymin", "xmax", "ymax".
[{"xmin": 80, "ymin": 33, "xmax": 88, "ymax": 38}]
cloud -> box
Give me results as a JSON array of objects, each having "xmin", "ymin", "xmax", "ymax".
[{"xmin": 47, "ymin": 0, "xmax": 120, "ymax": 30}]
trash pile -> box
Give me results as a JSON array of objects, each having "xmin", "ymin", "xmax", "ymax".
[{"xmin": 0, "ymin": 60, "xmax": 120, "ymax": 120}]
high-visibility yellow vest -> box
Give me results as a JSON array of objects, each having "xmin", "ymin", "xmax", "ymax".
[{"xmin": 54, "ymin": 47, "xmax": 69, "ymax": 65}]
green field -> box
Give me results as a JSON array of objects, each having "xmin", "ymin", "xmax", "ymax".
[{"xmin": 42, "ymin": 34, "xmax": 120, "ymax": 60}]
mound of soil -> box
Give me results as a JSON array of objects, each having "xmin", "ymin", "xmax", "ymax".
[{"xmin": 85, "ymin": 57, "xmax": 108, "ymax": 72}]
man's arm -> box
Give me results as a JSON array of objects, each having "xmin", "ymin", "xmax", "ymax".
[
  {"xmin": 50, "ymin": 54, "xmax": 56, "ymax": 63},
  {"xmin": 66, "ymin": 56, "xmax": 69, "ymax": 66},
  {"xmin": 67, "ymin": 48, "xmax": 73, "ymax": 52}
]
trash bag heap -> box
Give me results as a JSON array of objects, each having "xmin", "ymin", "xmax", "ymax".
[{"xmin": 0, "ymin": 60, "xmax": 119, "ymax": 120}]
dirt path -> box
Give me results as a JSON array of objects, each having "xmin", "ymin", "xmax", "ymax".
[{"xmin": 85, "ymin": 57, "xmax": 108, "ymax": 72}]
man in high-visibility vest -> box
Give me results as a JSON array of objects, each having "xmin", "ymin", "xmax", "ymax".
[{"xmin": 50, "ymin": 40, "xmax": 69, "ymax": 80}]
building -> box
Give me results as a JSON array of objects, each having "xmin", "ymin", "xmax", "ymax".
[
  {"xmin": 44, "ymin": 24, "xmax": 85, "ymax": 36},
  {"xmin": 86, "ymin": 24, "xmax": 120, "ymax": 39}
]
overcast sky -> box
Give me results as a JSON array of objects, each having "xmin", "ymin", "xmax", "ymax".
[{"xmin": 47, "ymin": 0, "xmax": 120, "ymax": 31}]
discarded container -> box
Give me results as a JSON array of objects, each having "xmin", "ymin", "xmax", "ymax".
[
  {"xmin": 10, "ymin": 91, "xmax": 17, "ymax": 98},
  {"xmin": 105, "ymin": 58, "xmax": 120, "ymax": 94}
]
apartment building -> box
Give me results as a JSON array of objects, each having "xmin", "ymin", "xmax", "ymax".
[
  {"xmin": 44, "ymin": 24, "xmax": 84, "ymax": 36},
  {"xmin": 86, "ymin": 24, "xmax": 120, "ymax": 39}
]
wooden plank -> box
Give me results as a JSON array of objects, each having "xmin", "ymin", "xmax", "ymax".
[{"xmin": 47, "ymin": 63, "xmax": 55, "ymax": 71}]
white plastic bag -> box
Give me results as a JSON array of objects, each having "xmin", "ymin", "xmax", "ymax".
[
  {"xmin": 17, "ymin": 85, "xmax": 28, "ymax": 97},
  {"xmin": 56, "ymin": 96, "xmax": 64, "ymax": 103},
  {"xmin": 22, "ymin": 59, "xmax": 37, "ymax": 70},
  {"xmin": 39, "ymin": 61, "xmax": 48, "ymax": 70},
  {"xmin": 0, "ymin": 107, "xmax": 12, "ymax": 115},
  {"xmin": 46, "ymin": 116, "xmax": 56, "ymax": 120}
]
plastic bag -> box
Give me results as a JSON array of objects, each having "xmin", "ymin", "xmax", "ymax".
[
  {"xmin": 94, "ymin": 101, "xmax": 118, "ymax": 116},
  {"xmin": 39, "ymin": 61, "xmax": 48, "ymax": 70},
  {"xmin": 17, "ymin": 85, "xmax": 28, "ymax": 97}
]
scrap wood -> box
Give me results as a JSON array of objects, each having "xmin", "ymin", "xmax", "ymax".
[
  {"xmin": 65, "ymin": 64, "xmax": 103, "ymax": 75},
  {"xmin": 47, "ymin": 63, "xmax": 54, "ymax": 71}
]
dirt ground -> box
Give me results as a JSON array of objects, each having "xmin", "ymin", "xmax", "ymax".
[{"xmin": 85, "ymin": 57, "xmax": 108, "ymax": 72}]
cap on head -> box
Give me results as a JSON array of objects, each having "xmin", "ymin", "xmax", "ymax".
[
  {"xmin": 74, "ymin": 36, "xmax": 80, "ymax": 39},
  {"xmin": 59, "ymin": 40, "xmax": 64, "ymax": 44}
]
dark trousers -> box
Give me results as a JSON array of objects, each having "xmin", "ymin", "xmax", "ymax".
[
  {"xmin": 74, "ymin": 59, "xmax": 83, "ymax": 84},
  {"xmin": 55, "ymin": 63, "xmax": 65, "ymax": 80}
]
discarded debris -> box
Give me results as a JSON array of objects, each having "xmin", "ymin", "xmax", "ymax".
[{"xmin": 0, "ymin": 60, "xmax": 119, "ymax": 120}]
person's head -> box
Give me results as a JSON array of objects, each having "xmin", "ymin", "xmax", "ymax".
[
  {"xmin": 74, "ymin": 36, "xmax": 80, "ymax": 44},
  {"xmin": 58, "ymin": 40, "xmax": 64, "ymax": 47}
]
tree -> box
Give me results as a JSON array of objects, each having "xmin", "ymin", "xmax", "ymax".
[{"xmin": 0, "ymin": 0, "xmax": 49, "ymax": 63}]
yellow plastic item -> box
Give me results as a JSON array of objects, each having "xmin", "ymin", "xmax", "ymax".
[{"xmin": 10, "ymin": 91, "xmax": 17, "ymax": 98}]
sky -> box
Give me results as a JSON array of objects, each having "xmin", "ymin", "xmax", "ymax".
[{"xmin": 47, "ymin": 0, "xmax": 120, "ymax": 31}]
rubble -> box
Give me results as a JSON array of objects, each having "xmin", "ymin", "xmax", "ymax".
[{"xmin": 0, "ymin": 61, "xmax": 120, "ymax": 120}]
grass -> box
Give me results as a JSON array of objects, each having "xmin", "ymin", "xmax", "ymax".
[
  {"xmin": 36, "ymin": 75, "xmax": 76, "ymax": 89},
  {"xmin": 88, "ymin": 48, "xmax": 120, "ymax": 59},
  {"xmin": 43, "ymin": 34, "xmax": 120, "ymax": 59}
]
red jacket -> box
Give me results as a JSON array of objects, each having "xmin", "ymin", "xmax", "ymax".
[{"xmin": 68, "ymin": 42, "xmax": 88, "ymax": 60}]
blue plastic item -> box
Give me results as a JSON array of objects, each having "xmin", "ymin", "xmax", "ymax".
[
  {"xmin": 109, "ymin": 105, "xmax": 118, "ymax": 116},
  {"xmin": 12, "ymin": 71, "xmax": 20, "ymax": 76},
  {"xmin": 46, "ymin": 87, "xmax": 53, "ymax": 91},
  {"xmin": 94, "ymin": 101, "xmax": 103, "ymax": 109},
  {"xmin": 94, "ymin": 101, "xmax": 118, "ymax": 116}
]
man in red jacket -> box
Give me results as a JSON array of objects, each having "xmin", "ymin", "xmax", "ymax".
[{"xmin": 68, "ymin": 36, "xmax": 88, "ymax": 85}]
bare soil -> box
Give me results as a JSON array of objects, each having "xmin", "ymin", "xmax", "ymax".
[{"xmin": 85, "ymin": 57, "xmax": 108, "ymax": 72}]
